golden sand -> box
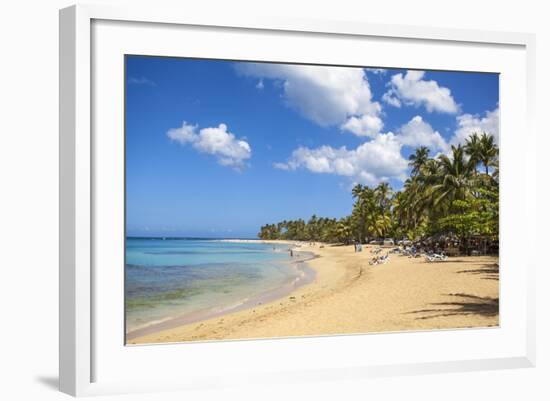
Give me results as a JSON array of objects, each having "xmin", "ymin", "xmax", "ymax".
[{"xmin": 129, "ymin": 242, "xmax": 498, "ymax": 344}]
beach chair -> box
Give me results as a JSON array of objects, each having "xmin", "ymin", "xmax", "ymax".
[{"xmin": 425, "ymin": 253, "xmax": 448, "ymax": 262}]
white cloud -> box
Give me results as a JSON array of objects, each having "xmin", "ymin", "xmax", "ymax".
[
  {"xmin": 235, "ymin": 63, "xmax": 383, "ymax": 136},
  {"xmin": 274, "ymin": 133, "xmax": 408, "ymax": 185},
  {"xmin": 341, "ymin": 115, "xmax": 384, "ymax": 138},
  {"xmin": 382, "ymin": 92, "xmax": 402, "ymax": 107},
  {"xmin": 255, "ymin": 79, "xmax": 264, "ymax": 90},
  {"xmin": 167, "ymin": 121, "xmax": 197, "ymax": 142},
  {"xmin": 383, "ymin": 70, "xmax": 459, "ymax": 114},
  {"xmin": 396, "ymin": 115, "xmax": 449, "ymax": 152},
  {"xmin": 167, "ymin": 122, "xmax": 251, "ymax": 169},
  {"xmin": 451, "ymin": 107, "xmax": 499, "ymax": 145}
]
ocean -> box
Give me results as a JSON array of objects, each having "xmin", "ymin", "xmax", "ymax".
[{"xmin": 125, "ymin": 238, "xmax": 314, "ymax": 338}]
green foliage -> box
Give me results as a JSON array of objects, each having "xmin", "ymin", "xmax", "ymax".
[
  {"xmin": 436, "ymin": 186, "xmax": 499, "ymax": 238},
  {"xmin": 258, "ymin": 132, "xmax": 499, "ymax": 248},
  {"xmin": 437, "ymin": 198, "xmax": 496, "ymax": 238}
]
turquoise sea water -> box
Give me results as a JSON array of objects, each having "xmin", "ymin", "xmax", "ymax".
[{"xmin": 125, "ymin": 238, "xmax": 308, "ymax": 335}]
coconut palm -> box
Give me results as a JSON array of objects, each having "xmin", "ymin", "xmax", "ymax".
[
  {"xmin": 478, "ymin": 132, "xmax": 498, "ymax": 175},
  {"xmin": 465, "ymin": 133, "xmax": 482, "ymax": 171},
  {"xmin": 375, "ymin": 182, "xmax": 392, "ymax": 214},
  {"xmin": 408, "ymin": 146, "xmax": 430, "ymax": 176},
  {"xmin": 258, "ymin": 139, "xmax": 498, "ymax": 255},
  {"xmin": 335, "ymin": 217, "xmax": 353, "ymax": 244},
  {"xmin": 372, "ymin": 213, "xmax": 392, "ymax": 238},
  {"xmin": 433, "ymin": 145, "xmax": 474, "ymax": 209}
]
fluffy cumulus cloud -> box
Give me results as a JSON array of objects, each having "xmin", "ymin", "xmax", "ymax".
[
  {"xmin": 235, "ymin": 63, "xmax": 383, "ymax": 137},
  {"xmin": 451, "ymin": 107, "xmax": 499, "ymax": 146},
  {"xmin": 341, "ymin": 115, "xmax": 384, "ymax": 138},
  {"xmin": 274, "ymin": 133, "xmax": 408, "ymax": 186},
  {"xmin": 383, "ymin": 70, "xmax": 459, "ymax": 114},
  {"xmin": 381, "ymin": 92, "xmax": 402, "ymax": 108},
  {"xmin": 167, "ymin": 122, "xmax": 251, "ymax": 169},
  {"xmin": 396, "ymin": 115, "xmax": 449, "ymax": 152}
]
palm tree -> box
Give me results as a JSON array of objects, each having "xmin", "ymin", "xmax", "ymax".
[
  {"xmin": 422, "ymin": 158, "xmax": 440, "ymax": 178},
  {"xmin": 408, "ymin": 146, "xmax": 430, "ymax": 176},
  {"xmin": 335, "ymin": 217, "xmax": 353, "ymax": 244},
  {"xmin": 372, "ymin": 213, "xmax": 392, "ymax": 238},
  {"xmin": 478, "ymin": 132, "xmax": 498, "ymax": 175},
  {"xmin": 433, "ymin": 145, "xmax": 474, "ymax": 208},
  {"xmin": 351, "ymin": 185, "xmax": 372, "ymax": 243},
  {"xmin": 257, "ymin": 140, "xmax": 498, "ymax": 255},
  {"xmin": 375, "ymin": 182, "xmax": 392, "ymax": 214},
  {"xmin": 465, "ymin": 133, "xmax": 482, "ymax": 172},
  {"xmin": 351, "ymin": 183, "xmax": 364, "ymax": 199}
]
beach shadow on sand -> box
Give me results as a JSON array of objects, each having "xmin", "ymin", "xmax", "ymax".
[
  {"xmin": 406, "ymin": 293, "xmax": 499, "ymax": 320},
  {"xmin": 457, "ymin": 263, "xmax": 499, "ymax": 281}
]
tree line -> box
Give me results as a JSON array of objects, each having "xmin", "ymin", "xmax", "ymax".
[{"xmin": 258, "ymin": 132, "xmax": 499, "ymax": 250}]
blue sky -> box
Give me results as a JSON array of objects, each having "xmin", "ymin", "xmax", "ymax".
[{"xmin": 126, "ymin": 56, "xmax": 499, "ymax": 238}]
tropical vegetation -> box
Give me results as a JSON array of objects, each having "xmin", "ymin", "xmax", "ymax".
[{"xmin": 258, "ymin": 132, "xmax": 499, "ymax": 254}]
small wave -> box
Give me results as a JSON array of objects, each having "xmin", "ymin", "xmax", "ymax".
[{"xmin": 127, "ymin": 316, "xmax": 175, "ymax": 333}]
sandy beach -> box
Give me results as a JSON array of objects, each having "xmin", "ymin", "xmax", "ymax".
[{"xmin": 128, "ymin": 242, "xmax": 499, "ymax": 344}]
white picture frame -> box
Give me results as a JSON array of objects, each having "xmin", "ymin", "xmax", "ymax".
[{"xmin": 59, "ymin": 3, "xmax": 536, "ymax": 397}]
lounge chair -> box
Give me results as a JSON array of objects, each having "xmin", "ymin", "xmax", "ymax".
[{"xmin": 425, "ymin": 253, "xmax": 448, "ymax": 262}]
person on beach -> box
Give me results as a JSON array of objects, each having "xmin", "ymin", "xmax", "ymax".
[{"xmin": 290, "ymin": 249, "xmax": 294, "ymax": 257}]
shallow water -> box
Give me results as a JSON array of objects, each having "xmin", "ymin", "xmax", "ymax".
[{"xmin": 125, "ymin": 238, "xmax": 309, "ymax": 334}]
